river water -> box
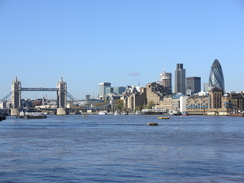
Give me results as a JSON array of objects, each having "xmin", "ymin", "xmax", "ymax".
[{"xmin": 0, "ymin": 114, "xmax": 244, "ymax": 183}]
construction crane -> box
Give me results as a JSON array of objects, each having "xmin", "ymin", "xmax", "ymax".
[{"xmin": 130, "ymin": 72, "xmax": 140, "ymax": 86}]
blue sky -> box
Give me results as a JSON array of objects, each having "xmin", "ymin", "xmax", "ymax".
[{"xmin": 1, "ymin": 0, "xmax": 244, "ymax": 99}]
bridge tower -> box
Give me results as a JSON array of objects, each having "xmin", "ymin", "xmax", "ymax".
[
  {"xmin": 56, "ymin": 77, "xmax": 67, "ymax": 115},
  {"xmin": 11, "ymin": 77, "xmax": 21, "ymax": 115}
]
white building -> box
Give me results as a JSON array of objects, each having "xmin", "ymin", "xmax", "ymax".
[{"xmin": 180, "ymin": 96, "xmax": 188, "ymax": 113}]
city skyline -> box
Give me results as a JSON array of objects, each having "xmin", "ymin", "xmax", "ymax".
[
  {"xmin": 1, "ymin": 0, "xmax": 244, "ymax": 99},
  {"xmin": 0, "ymin": 59, "xmax": 234, "ymax": 101}
]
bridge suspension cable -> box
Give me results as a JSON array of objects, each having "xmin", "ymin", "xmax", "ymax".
[
  {"xmin": 66, "ymin": 92, "xmax": 110, "ymax": 109},
  {"xmin": 66, "ymin": 92, "xmax": 81, "ymax": 106},
  {"xmin": 0, "ymin": 92, "xmax": 12, "ymax": 103},
  {"xmin": 93, "ymin": 102, "xmax": 111, "ymax": 109}
]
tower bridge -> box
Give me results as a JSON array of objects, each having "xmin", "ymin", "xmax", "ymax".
[
  {"xmin": 1, "ymin": 77, "xmax": 111, "ymax": 115},
  {"xmin": 10, "ymin": 77, "xmax": 67, "ymax": 115}
]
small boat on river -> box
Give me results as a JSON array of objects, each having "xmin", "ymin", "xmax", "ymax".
[
  {"xmin": 157, "ymin": 117, "xmax": 170, "ymax": 119},
  {"xmin": 17, "ymin": 111, "xmax": 47, "ymax": 119},
  {"xmin": 114, "ymin": 110, "xmax": 121, "ymax": 115},
  {"xmin": 147, "ymin": 122, "xmax": 158, "ymax": 126},
  {"xmin": 98, "ymin": 111, "xmax": 107, "ymax": 115},
  {"xmin": 230, "ymin": 113, "xmax": 244, "ymax": 117}
]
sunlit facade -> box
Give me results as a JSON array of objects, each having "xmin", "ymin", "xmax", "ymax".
[
  {"xmin": 99, "ymin": 82, "xmax": 111, "ymax": 100},
  {"xmin": 209, "ymin": 59, "xmax": 225, "ymax": 91},
  {"xmin": 159, "ymin": 71, "xmax": 172, "ymax": 94}
]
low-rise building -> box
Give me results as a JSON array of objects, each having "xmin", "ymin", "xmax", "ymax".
[
  {"xmin": 186, "ymin": 88, "xmax": 244, "ymax": 115},
  {"xmin": 186, "ymin": 87, "xmax": 223, "ymax": 115},
  {"xmin": 180, "ymin": 96, "xmax": 188, "ymax": 113},
  {"xmin": 122, "ymin": 87, "xmax": 146, "ymax": 112},
  {"xmin": 146, "ymin": 82, "xmax": 167, "ymax": 105},
  {"xmin": 186, "ymin": 95, "xmax": 211, "ymax": 115},
  {"xmin": 172, "ymin": 93, "xmax": 184, "ymax": 112},
  {"xmin": 222, "ymin": 92, "xmax": 244, "ymax": 113},
  {"xmin": 155, "ymin": 95, "xmax": 172, "ymax": 111}
]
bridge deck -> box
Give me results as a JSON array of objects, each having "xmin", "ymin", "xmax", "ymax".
[{"xmin": 21, "ymin": 88, "xmax": 59, "ymax": 91}]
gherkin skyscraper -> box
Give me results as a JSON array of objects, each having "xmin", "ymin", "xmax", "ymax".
[{"xmin": 209, "ymin": 59, "xmax": 225, "ymax": 91}]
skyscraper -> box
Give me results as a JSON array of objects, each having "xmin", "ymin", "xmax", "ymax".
[
  {"xmin": 159, "ymin": 71, "xmax": 172, "ymax": 94},
  {"xmin": 204, "ymin": 83, "xmax": 209, "ymax": 92},
  {"xmin": 112, "ymin": 86, "xmax": 126, "ymax": 95},
  {"xmin": 175, "ymin": 63, "xmax": 186, "ymax": 94},
  {"xmin": 186, "ymin": 77, "xmax": 201, "ymax": 94},
  {"xmin": 209, "ymin": 59, "xmax": 225, "ymax": 91},
  {"xmin": 99, "ymin": 82, "xmax": 111, "ymax": 100}
]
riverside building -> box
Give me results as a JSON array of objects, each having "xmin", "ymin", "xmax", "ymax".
[
  {"xmin": 146, "ymin": 82, "xmax": 169, "ymax": 105},
  {"xmin": 186, "ymin": 87, "xmax": 223, "ymax": 115}
]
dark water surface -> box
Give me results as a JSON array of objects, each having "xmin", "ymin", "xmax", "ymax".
[{"xmin": 0, "ymin": 115, "xmax": 244, "ymax": 182}]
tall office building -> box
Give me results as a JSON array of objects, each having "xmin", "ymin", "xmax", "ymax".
[
  {"xmin": 186, "ymin": 77, "xmax": 201, "ymax": 94},
  {"xmin": 99, "ymin": 82, "xmax": 111, "ymax": 100},
  {"xmin": 112, "ymin": 86, "xmax": 126, "ymax": 95},
  {"xmin": 204, "ymin": 83, "xmax": 209, "ymax": 92},
  {"xmin": 160, "ymin": 71, "xmax": 172, "ymax": 94},
  {"xmin": 175, "ymin": 63, "xmax": 186, "ymax": 94},
  {"xmin": 209, "ymin": 59, "xmax": 225, "ymax": 91}
]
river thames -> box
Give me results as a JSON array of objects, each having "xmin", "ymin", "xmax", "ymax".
[{"xmin": 0, "ymin": 114, "xmax": 244, "ymax": 182}]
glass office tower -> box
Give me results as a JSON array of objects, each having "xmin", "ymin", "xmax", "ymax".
[
  {"xmin": 175, "ymin": 63, "xmax": 186, "ymax": 94},
  {"xmin": 186, "ymin": 77, "xmax": 201, "ymax": 94},
  {"xmin": 209, "ymin": 59, "xmax": 225, "ymax": 91},
  {"xmin": 99, "ymin": 82, "xmax": 111, "ymax": 100}
]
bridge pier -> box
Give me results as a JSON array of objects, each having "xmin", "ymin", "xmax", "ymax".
[
  {"xmin": 11, "ymin": 108, "xmax": 20, "ymax": 116},
  {"xmin": 56, "ymin": 108, "xmax": 66, "ymax": 115}
]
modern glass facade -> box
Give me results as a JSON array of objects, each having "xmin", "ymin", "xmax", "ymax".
[
  {"xmin": 99, "ymin": 82, "xmax": 111, "ymax": 100},
  {"xmin": 112, "ymin": 86, "xmax": 126, "ymax": 95},
  {"xmin": 186, "ymin": 77, "xmax": 201, "ymax": 94},
  {"xmin": 209, "ymin": 59, "xmax": 225, "ymax": 91},
  {"xmin": 175, "ymin": 63, "xmax": 186, "ymax": 94}
]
